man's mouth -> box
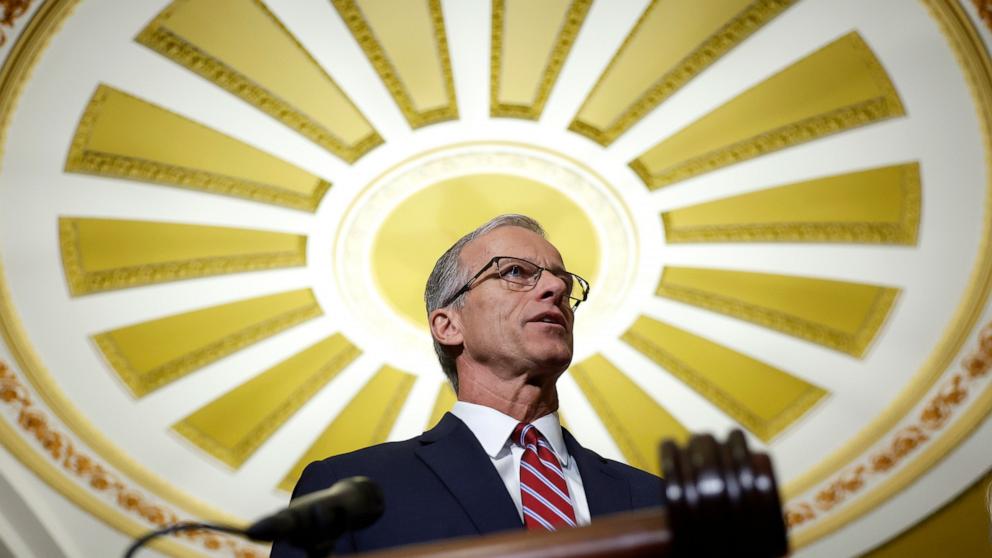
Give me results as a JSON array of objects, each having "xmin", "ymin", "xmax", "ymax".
[{"xmin": 530, "ymin": 311, "xmax": 568, "ymax": 329}]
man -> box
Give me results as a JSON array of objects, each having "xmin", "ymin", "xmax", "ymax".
[{"xmin": 272, "ymin": 215, "xmax": 664, "ymax": 556}]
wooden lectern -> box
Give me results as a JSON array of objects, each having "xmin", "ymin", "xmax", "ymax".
[{"xmin": 354, "ymin": 429, "xmax": 788, "ymax": 558}]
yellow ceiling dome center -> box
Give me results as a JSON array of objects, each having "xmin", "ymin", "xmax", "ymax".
[
  {"xmin": 330, "ymin": 143, "xmax": 637, "ymax": 376},
  {"xmin": 372, "ymin": 173, "xmax": 600, "ymax": 327}
]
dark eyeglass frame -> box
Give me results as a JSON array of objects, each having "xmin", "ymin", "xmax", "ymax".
[{"xmin": 441, "ymin": 256, "xmax": 590, "ymax": 310}]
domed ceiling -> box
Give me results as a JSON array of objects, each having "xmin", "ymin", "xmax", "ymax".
[{"xmin": 1, "ymin": 0, "xmax": 991, "ymax": 556}]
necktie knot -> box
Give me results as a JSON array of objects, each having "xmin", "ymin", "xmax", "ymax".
[{"xmin": 512, "ymin": 422, "xmax": 541, "ymax": 450}]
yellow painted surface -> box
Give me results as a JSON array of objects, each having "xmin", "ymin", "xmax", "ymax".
[
  {"xmin": 633, "ymin": 32, "xmax": 904, "ymax": 187},
  {"xmin": 621, "ymin": 317, "xmax": 826, "ymax": 441},
  {"xmin": 663, "ymin": 267, "xmax": 886, "ymax": 333},
  {"xmin": 358, "ymin": 0, "xmax": 447, "ymax": 111},
  {"xmin": 372, "ymin": 174, "xmax": 599, "ymax": 327},
  {"xmin": 63, "ymin": 218, "xmax": 303, "ymax": 271},
  {"xmin": 280, "ymin": 366, "xmax": 416, "ymax": 491},
  {"xmin": 73, "ymin": 86, "xmax": 322, "ymax": 196},
  {"xmin": 174, "ymin": 335, "xmax": 361, "ymax": 468},
  {"xmin": 569, "ymin": 354, "xmax": 690, "ymax": 474},
  {"xmin": 658, "ymin": 267, "xmax": 898, "ymax": 356},
  {"xmin": 141, "ymin": 0, "xmax": 375, "ymax": 146},
  {"xmin": 863, "ymin": 466, "xmax": 992, "ymax": 558},
  {"xmin": 59, "ymin": 218, "xmax": 306, "ymax": 296},
  {"xmin": 577, "ymin": 0, "xmax": 752, "ymax": 130},
  {"xmin": 663, "ymin": 163, "xmax": 921, "ymax": 244},
  {"xmin": 426, "ymin": 381, "xmax": 456, "ymax": 429},
  {"xmin": 94, "ymin": 289, "xmax": 322, "ymax": 397},
  {"xmin": 497, "ymin": 0, "xmax": 571, "ymax": 105}
]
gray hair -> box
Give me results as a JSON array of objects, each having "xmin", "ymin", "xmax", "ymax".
[{"xmin": 424, "ymin": 214, "xmax": 546, "ymax": 392}]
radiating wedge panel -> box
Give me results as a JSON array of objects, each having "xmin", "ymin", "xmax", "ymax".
[
  {"xmin": 94, "ymin": 289, "xmax": 322, "ymax": 398},
  {"xmin": 279, "ymin": 366, "xmax": 416, "ymax": 491},
  {"xmin": 570, "ymin": 0, "xmax": 794, "ymax": 145},
  {"xmin": 333, "ymin": 0, "xmax": 457, "ymax": 127},
  {"xmin": 663, "ymin": 163, "xmax": 921, "ymax": 244},
  {"xmin": 631, "ymin": 32, "xmax": 905, "ymax": 189},
  {"xmin": 137, "ymin": 0, "xmax": 382, "ymax": 162},
  {"xmin": 491, "ymin": 0, "xmax": 591, "ymax": 119},
  {"xmin": 569, "ymin": 354, "xmax": 689, "ymax": 474},
  {"xmin": 66, "ymin": 85, "xmax": 330, "ymax": 211},
  {"xmin": 174, "ymin": 334, "xmax": 361, "ymax": 469},
  {"xmin": 59, "ymin": 218, "xmax": 306, "ymax": 296},
  {"xmin": 621, "ymin": 317, "xmax": 827, "ymax": 441},
  {"xmin": 658, "ymin": 267, "xmax": 898, "ymax": 356},
  {"xmin": 426, "ymin": 381, "xmax": 456, "ymax": 429}
]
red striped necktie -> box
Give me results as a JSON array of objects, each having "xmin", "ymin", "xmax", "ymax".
[{"xmin": 512, "ymin": 423, "xmax": 577, "ymax": 530}]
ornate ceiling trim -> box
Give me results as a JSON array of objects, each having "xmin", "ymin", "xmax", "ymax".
[
  {"xmin": 568, "ymin": 0, "xmax": 795, "ymax": 146},
  {"xmin": 788, "ymin": 322, "xmax": 992, "ymax": 547},
  {"xmin": 136, "ymin": 0, "xmax": 382, "ymax": 163},
  {"xmin": 0, "ymin": 0, "xmax": 989, "ymax": 552},
  {"xmin": 65, "ymin": 85, "xmax": 333, "ymax": 213},
  {"xmin": 783, "ymin": 0, "xmax": 992, "ymax": 502},
  {"xmin": 489, "ymin": 0, "xmax": 592, "ymax": 120},
  {"xmin": 0, "ymin": 359, "xmax": 259, "ymax": 557},
  {"xmin": 661, "ymin": 162, "xmax": 921, "ymax": 245},
  {"xmin": 333, "ymin": 0, "xmax": 458, "ymax": 128},
  {"xmin": 0, "ymin": 0, "xmax": 241, "ymax": 529}
]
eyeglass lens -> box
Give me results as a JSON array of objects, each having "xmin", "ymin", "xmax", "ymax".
[{"xmin": 496, "ymin": 258, "xmax": 585, "ymax": 304}]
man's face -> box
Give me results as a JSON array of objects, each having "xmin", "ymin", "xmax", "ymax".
[{"xmin": 453, "ymin": 226, "xmax": 575, "ymax": 380}]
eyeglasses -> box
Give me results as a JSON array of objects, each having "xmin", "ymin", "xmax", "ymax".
[{"xmin": 442, "ymin": 256, "xmax": 590, "ymax": 310}]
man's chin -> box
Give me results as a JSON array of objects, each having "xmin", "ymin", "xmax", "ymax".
[{"xmin": 539, "ymin": 350, "xmax": 573, "ymax": 375}]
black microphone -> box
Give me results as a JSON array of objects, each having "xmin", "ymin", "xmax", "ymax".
[{"xmin": 246, "ymin": 476, "xmax": 384, "ymax": 549}]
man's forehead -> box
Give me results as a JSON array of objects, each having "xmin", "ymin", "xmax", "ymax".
[{"xmin": 462, "ymin": 226, "xmax": 564, "ymax": 266}]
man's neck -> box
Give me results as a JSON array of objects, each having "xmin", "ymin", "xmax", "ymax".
[{"xmin": 456, "ymin": 364, "xmax": 560, "ymax": 423}]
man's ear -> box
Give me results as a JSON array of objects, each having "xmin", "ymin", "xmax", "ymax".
[{"xmin": 429, "ymin": 307, "xmax": 463, "ymax": 348}]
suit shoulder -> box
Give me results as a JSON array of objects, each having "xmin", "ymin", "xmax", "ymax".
[
  {"xmin": 293, "ymin": 435, "xmax": 424, "ymax": 493},
  {"xmin": 603, "ymin": 457, "xmax": 663, "ymax": 483},
  {"xmin": 317, "ymin": 436, "xmax": 421, "ymax": 465}
]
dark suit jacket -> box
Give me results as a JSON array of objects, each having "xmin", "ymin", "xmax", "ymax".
[{"xmin": 270, "ymin": 412, "xmax": 665, "ymax": 556}]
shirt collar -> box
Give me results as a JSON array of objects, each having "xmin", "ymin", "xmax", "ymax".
[{"xmin": 451, "ymin": 401, "xmax": 570, "ymax": 467}]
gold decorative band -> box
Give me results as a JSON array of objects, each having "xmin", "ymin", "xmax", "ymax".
[{"xmin": 0, "ymin": 361, "xmax": 262, "ymax": 557}]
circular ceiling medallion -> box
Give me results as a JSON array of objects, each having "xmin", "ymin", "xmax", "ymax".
[
  {"xmin": 328, "ymin": 142, "xmax": 635, "ymax": 372},
  {"xmin": 0, "ymin": 1, "xmax": 991, "ymax": 556}
]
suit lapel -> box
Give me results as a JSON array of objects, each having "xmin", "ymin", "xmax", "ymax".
[
  {"xmin": 563, "ymin": 428, "xmax": 631, "ymax": 517},
  {"xmin": 415, "ymin": 413, "xmax": 522, "ymax": 534}
]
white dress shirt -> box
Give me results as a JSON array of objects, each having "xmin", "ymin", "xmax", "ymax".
[{"xmin": 450, "ymin": 401, "xmax": 591, "ymax": 525}]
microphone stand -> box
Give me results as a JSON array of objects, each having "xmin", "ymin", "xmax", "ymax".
[
  {"xmin": 123, "ymin": 476, "xmax": 383, "ymax": 558},
  {"xmin": 122, "ymin": 521, "xmax": 335, "ymax": 558},
  {"xmin": 122, "ymin": 522, "xmax": 246, "ymax": 558}
]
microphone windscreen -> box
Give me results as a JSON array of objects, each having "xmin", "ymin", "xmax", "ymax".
[{"xmin": 246, "ymin": 476, "xmax": 384, "ymax": 545}]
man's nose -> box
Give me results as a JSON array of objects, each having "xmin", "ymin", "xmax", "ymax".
[{"xmin": 537, "ymin": 270, "xmax": 568, "ymax": 304}]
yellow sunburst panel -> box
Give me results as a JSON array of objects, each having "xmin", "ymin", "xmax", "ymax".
[
  {"xmin": 620, "ymin": 317, "xmax": 827, "ymax": 442},
  {"xmin": 658, "ymin": 267, "xmax": 899, "ymax": 357},
  {"xmin": 136, "ymin": 0, "xmax": 382, "ymax": 163},
  {"xmin": 279, "ymin": 366, "xmax": 416, "ymax": 491},
  {"xmin": 569, "ymin": 354, "xmax": 690, "ymax": 475},
  {"xmin": 569, "ymin": 0, "xmax": 794, "ymax": 145},
  {"xmin": 94, "ymin": 289, "xmax": 322, "ymax": 398},
  {"xmin": 59, "ymin": 217, "xmax": 306, "ymax": 296},
  {"xmin": 490, "ymin": 0, "xmax": 592, "ymax": 119},
  {"xmin": 426, "ymin": 381, "xmax": 456, "ymax": 429},
  {"xmin": 630, "ymin": 31, "xmax": 905, "ymax": 189},
  {"xmin": 334, "ymin": 0, "xmax": 457, "ymax": 128},
  {"xmin": 663, "ymin": 163, "xmax": 921, "ymax": 244},
  {"xmin": 174, "ymin": 334, "xmax": 362, "ymax": 469},
  {"xmin": 66, "ymin": 85, "xmax": 330, "ymax": 212}
]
